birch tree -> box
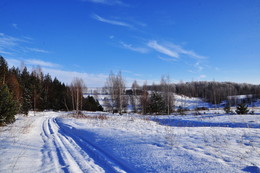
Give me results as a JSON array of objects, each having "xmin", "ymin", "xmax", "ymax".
[
  {"xmin": 70, "ymin": 78, "xmax": 86, "ymax": 116},
  {"xmin": 103, "ymin": 71, "xmax": 126, "ymax": 114}
]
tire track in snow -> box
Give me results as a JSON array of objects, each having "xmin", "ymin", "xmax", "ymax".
[
  {"xmin": 41, "ymin": 117, "xmax": 68, "ymax": 173},
  {"xmin": 49, "ymin": 118, "xmax": 104, "ymax": 173},
  {"xmin": 55, "ymin": 118, "xmax": 135, "ymax": 173},
  {"xmin": 41, "ymin": 117, "xmax": 104, "ymax": 173}
]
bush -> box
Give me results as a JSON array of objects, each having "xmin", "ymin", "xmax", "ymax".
[
  {"xmin": 177, "ymin": 106, "xmax": 188, "ymax": 115},
  {"xmin": 224, "ymin": 105, "xmax": 231, "ymax": 114}
]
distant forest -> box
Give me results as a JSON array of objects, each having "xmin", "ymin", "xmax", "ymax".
[
  {"xmin": 149, "ymin": 81, "xmax": 260, "ymax": 105},
  {"xmin": 1, "ymin": 55, "xmax": 260, "ymax": 124}
]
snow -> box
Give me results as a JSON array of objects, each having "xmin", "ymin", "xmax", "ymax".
[{"xmin": 0, "ymin": 111, "xmax": 260, "ymax": 173}]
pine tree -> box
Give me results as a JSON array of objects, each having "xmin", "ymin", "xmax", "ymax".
[
  {"xmin": 0, "ymin": 56, "xmax": 8, "ymax": 85},
  {"xmin": 148, "ymin": 92, "xmax": 166, "ymax": 114},
  {"xmin": 20, "ymin": 67, "xmax": 32, "ymax": 115},
  {"xmin": 0, "ymin": 84, "xmax": 18, "ymax": 125},
  {"xmin": 83, "ymin": 96, "xmax": 103, "ymax": 111},
  {"xmin": 236, "ymin": 102, "xmax": 249, "ymax": 115}
]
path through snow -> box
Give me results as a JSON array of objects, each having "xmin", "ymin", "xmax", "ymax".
[{"xmin": 0, "ymin": 112, "xmax": 259, "ymax": 172}]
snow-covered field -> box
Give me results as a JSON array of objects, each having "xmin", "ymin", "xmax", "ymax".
[{"xmin": 0, "ymin": 111, "xmax": 260, "ymax": 173}]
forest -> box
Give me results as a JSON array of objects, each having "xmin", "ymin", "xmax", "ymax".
[
  {"xmin": 1, "ymin": 55, "xmax": 260, "ymax": 125},
  {"xmin": 0, "ymin": 56, "xmax": 102, "ymax": 125}
]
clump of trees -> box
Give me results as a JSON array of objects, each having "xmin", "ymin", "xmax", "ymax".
[
  {"xmin": 103, "ymin": 71, "xmax": 127, "ymax": 114},
  {"xmin": 0, "ymin": 56, "xmax": 103, "ymax": 125}
]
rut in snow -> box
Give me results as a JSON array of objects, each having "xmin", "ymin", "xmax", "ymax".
[{"xmin": 40, "ymin": 117, "xmax": 133, "ymax": 173}]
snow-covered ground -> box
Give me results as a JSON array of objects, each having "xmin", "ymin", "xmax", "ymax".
[{"xmin": 0, "ymin": 111, "xmax": 260, "ymax": 173}]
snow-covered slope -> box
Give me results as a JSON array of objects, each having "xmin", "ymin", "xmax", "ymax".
[{"xmin": 0, "ymin": 111, "xmax": 259, "ymax": 173}]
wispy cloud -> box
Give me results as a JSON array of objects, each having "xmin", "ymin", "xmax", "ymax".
[
  {"xmin": 158, "ymin": 56, "xmax": 177, "ymax": 62},
  {"xmin": 12, "ymin": 23, "xmax": 18, "ymax": 29},
  {"xmin": 82, "ymin": 0, "xmax": 125, "ymax": 6},
  {"xmin": 0, "ymin": 33, "xmax": 50, "ymax": 58},
  {"xmin": 42, "ymin": 68, "xmax": 108, "ymax": 87},
  {"xmin": 0, "ymin": 49, "xmax": 13, "ymax": 55},
  {"xmin": 0, "ymin": 33, "xmax": 25, "ymax": 48},
  {"xmin": 25, "ymin": 59, "xmax": 59, "ymax": 68},
  {"xmin": 92, "ymin": 14, "xmax": 132, "ymax": 28},
  {"xmin": 199, "ymin": 74, "xmax": 206, "ymax": 79},
  {"xmin": 119, "ymin": 41, "xmax": 149, "ymax": 54},
  {"xmin": 147, "ymin": 40, "xmax": 206, "ymax": 60},
  {"xmin": 168, "ymin": 44, "xmax": 206, "ymax": 59},
  {"xmin": 194, "ymin": 62, "xmax": 204, "ymax": 71},
  {"xmin": 6, "ymin": 57, "xmax": 107, "ymax": 87},
  {"xmin": 26, "ymin": 47, "xmax": 50, "ymax": 53},
  {"xmin": 6, "ymin": 58, "xmax": 60, "ymax": 68},
  {"xmin": 147, "ymin": 40, "xmax": 179, "ymax": 58}
]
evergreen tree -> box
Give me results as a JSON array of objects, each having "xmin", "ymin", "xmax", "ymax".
[
  {"xmin": 148, "ymin": 92, "xmax": 166, "ymax": 114},
  {"xmin": 0, "ymin": 84, "xmax": 18, "ymax": 125},
  {"xmin": 0, "ymin": 56, "xmax": 8, "ymax": 85},
  {"xmin": 83, "ymin": 96, "xmax": 103, "ymax": 111},
  {"xmin": 236, "ymin": 102, "xmax": 249, "ymax": 114},
  {"xmin": 20, "ymin": 67, "xmax": 32, "ymax": 115}
]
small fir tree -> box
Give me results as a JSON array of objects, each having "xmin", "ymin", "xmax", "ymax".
[
  {"xmin": 148, "ymin": 92, "xmax": 166, "ymax": 114},
  {"xmin": 0, "ymin": 84, "xmax": 18, "ymax": 125},
  {"xmin": 236, "ymin": 102, "xmax": 249, "ymax": 115}
]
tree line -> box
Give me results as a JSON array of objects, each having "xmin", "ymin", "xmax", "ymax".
[
  {"xmin": 1, "ymin": 55, "xmax": 259, "ymax": 125},
  {"xmin": 102, "ymin": 73, "xmax": 260, "ymax": 115},
  {"xmin": 0, "ymin": 56, "xmax": 102, "ymax": 125}
]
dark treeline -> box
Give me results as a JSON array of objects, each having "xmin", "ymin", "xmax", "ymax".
[
  {"xmin": 148, "ymin": 81, "xmax": 260, "ymax": 105},
  {"xmin": 0, "ymin": 56, "xmax": 102, "ymax": 125}
]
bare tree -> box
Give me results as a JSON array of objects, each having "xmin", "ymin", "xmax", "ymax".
[
  {"xmin": 103, "ymin": 71, "xmax": 126, "ymax": 114},
  {"xmin": 131, "ymin": 80, "xmax": 140, "ymax": 113},
  {"xmin": 70, "ymin": 78, "xmax": 86, "ymax": 116},
  {"xmin": 140, "ymin": 81, "xmax": 149, "ymax": 115},
  {"xmin": 31, "ymin": 66, "xmax": 44, "ymax": 112},
  {"xmin": 161, "ymin": 75, "xmax": 175, "ymax": 115}
]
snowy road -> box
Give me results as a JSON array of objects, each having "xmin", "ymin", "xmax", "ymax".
[
  {"xmin": 1, "ymin": 112, "xmax": 260, "ymax": 173},
  {"xmin": 41, "ymin": 116, "xmax": 133, "ymax": 173}
]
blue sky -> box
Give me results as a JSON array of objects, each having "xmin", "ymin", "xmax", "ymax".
[{"xmin": 0, "ymin": 0, "xmax": 260, "ymax": 87}]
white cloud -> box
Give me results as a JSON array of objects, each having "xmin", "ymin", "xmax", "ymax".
[
  {"xmin": 147, "ymin": 40, "xmax": 206, "ymax": 60},
  {"xmin": 199, "ymin": 74, "xmax": 206, "ymax": 79},
  {"xmin": 6, "ymin": 57, "xmax": 108, "ymax": 87},
  {"xmin": 194, "ymin": 62, "xmax": 204, "ymax": 71},
  {"xmin": 82, "ymin": 0, "xmax": 125, "ymax": 6},
  {"xmin": 0, "ymin": 33, "xmax": 24, "ymax": 48},
  {"xmin": 158, "ymin": 56, "xmax": 177, "ymax": 62},
  {"xmin": 0, "ymin": 49, "xmax": 13, "ymax": 55},
  {"xmin": 42, "ymin": 68, "xmax": 108, "ymax": 87},
  {"xmin": 25, "ymin": 59, "xmax": 59, "ymax": 68},
  {"xmin": 6, "ymin": 58, "xmax": 60, "ymax": 68},
  {"xmin": 26, "ymin": 47, "xmax": 50, "ymax": 53},
  {"xmin": 168, "ymin": 44, "xmax": 206, "ymax": 59},
  {"xmin": 12, "ymin": 23, "xmax": 18, "ymax": 29},
  {"xmin": 120, "ymin": 42, "xmax": 149, "ymax": 54},
  {"xmin": 5, "ymin": 58, "xmax": 21, "ymax": 67},
  {"xmin": 147, "ymin": 40, "xmax": 179, "ymax": 58},
  {"xmin": 0, "ymin": 33, "xmax": 49, "ymax": 58},
  {"xmin": 92, "ymin": 14, "xmax": 132, "ymax": 28}
]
